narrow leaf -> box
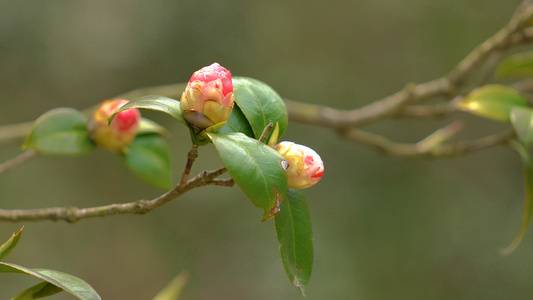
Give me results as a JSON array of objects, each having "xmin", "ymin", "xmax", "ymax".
[
  {"xmin": 12, "ymin": 281, "xmax": 63, "ymax": 300},
  {"xmin": 510, "ymin": 107, "xmax": 533, "ymax": 148},
  {"xmin": 274, "ymin": 189, "xmax": 313, "ymax": 296},
  {"xmin": 23, "ymin": 108, "xmax": 95, "ymax": 155},
  {"xmin": 496, "ymin": 51, "xmax": 533, "ymax": 80},
  {"xmin": 108, "ymin": 95, "xmax": 186, "ymax": 126},
  {"xmin": 232, "ymin": 77, "xmax": 288, "ymax": 140},
  {"xmin": 502, "ymin": 142, "xmax": 533, "ymax": 255},
  {"xmin": 153, "ymin": 271, "xmax": 189, "ymax": 300},
  {"xmin": 0, "ymin": 262, "xmax": 101, "ymax": 300},
  {"xmin": 457, "ymin": 85, "xmax": 529, "ymax": 123},
  {"xmin": 207, "ymin": 132, "xmax": 288, "ymax": 220},
  {"xmin": 218, "ymin": 104, "xmax": 255, "ymax": 138},
  {"xmin": 121, "ymin": 134, "xmax": 172, "ymax": 189},
  {"xmin": 0, "ymin": 227, "xmax": 23, "ymax": 261}
]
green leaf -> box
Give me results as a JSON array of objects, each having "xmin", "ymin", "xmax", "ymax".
[
  {"xmin": 0, "ymin": 262, "xmax": 101, "ymax": 300},
  {"xmin": 12, "ymin": 281, "xmax": 63, "ymax": 300},
  {"xmin": 207, "ymin": 132, "xmax": 288, "ymax": 220},
  {"xmin": 496, "ymin": 51, "xmax": 533, "ymax": 80},
  {"xmin": 121, "ymin": 134, "xmax": 172, "ymax": 190},
  {"xmin": 138, "ymin": 118, "xmax": 171, "ymax": 137},
  {"xmin": 457, "ymin": 84, "xmax": 529, "ymax": 123},
  {"xmin": 502, "ymin": 141, "xmax": 533, "ymax": 255},
  {"xmin": 0, "ymin": 227, "xmax": 23, "ymax": 261},
  {"xmin": 511, "ymin": 107, "xmax": 533, "ymax": 148},
  {"xmin": 274, "ymin": 189, "xmax": 313, "ymax": 296},
  {"xmin": 218, "ymin": 104, "xmax": 255, "ymax": 138},
  {"xmin": 232, "ymin": 77, "xmax": 288, "ymax": 140},
  {"xmin": 152, "ymin": 271, "xmax": 189, "ymax": 300},
  {"xmin": 23, "ymin": 108, "xmax": 95, "ymax": 155},
  {"xmin": 108, "ymin": 95, "xmax": 186, "ymax": 126}
]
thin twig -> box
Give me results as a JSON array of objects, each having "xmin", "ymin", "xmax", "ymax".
[
  {"xmin": 178, "ymin": 145, "xmax": 199, "ymax": 191},
  {"xmin": 259, "ymin": 121, "xmax": 274, "ymax": 143},
  {"xmin": 0, "ymin": 122, "xmax": 33, "ymax": 146},
  {"xmin": 337, "ymin": 128, "xmax": 514, "ymax": 157},
  {"xmin": 0, "ymin": 150, "xmax": 38, "ymax": 175},
  {"xmin": 0, "ymin": 147, "xmax": 230, "ymax": 223},
  {"xmin": 285, "ymin": 3, "xmax": 533, "ymax": 129},
  {"xmin": 398, "ymin": 96, "xmax": 463, "ymax": 119}
]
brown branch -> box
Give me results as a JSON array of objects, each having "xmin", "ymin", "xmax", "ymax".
[
  {"xmin": 0, "ymin": 150, "xmax": 37, "ymax": 175},
  {"xmin": 286, "ymin": 3, "xmax": 533, "ymax": 129},
  {"xmin": 0, "ymin": 2, "xmax": 531, "ymax": 163},
  {"xmin": 0, "ymin": 146, "xmax": 231, "ymax": 223},
  {"xmin": 337, "ymin": 127, "xmax": 515, "ymax": 157}
]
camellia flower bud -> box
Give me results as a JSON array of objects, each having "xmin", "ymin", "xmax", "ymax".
[
  {"xmin": 275, "ymin": 141, "xmax": 324, "ymax": 189},
  {"xmin": 180, "ymin": 62, "xmax": 234, "ymax": 132},
  {"xmin": 88, "ymin": 99, "xmax": 141, "ymax": 151}
]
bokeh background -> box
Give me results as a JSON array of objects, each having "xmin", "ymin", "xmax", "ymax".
[{"xmin": 0, "ymin": 0, "xmax": 530, "ymax": 299}]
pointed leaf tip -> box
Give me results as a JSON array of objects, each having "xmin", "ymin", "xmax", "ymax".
[
  {"xmin": 274, "ymin": 189, "xmax": 313, "ymax": 295},
  {"xmin": 0, "ymin": 227, "xmax": 24, "ymax": 261},
  {"xmin": 457, "ymin": 85, "xmax": 529, "ymax": 123}
]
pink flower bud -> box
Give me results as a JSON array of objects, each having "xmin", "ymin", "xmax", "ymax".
[
  {"xmin": 88, "ymin": 99, "xmax": 141, "ymax": 151},
  {"xmin": 180, "ymin": 63, "xmax": 235, "ymax": 132},
  {"xmin": 275, "ymin": 141, "xmax": 324, "ymax": 189}
]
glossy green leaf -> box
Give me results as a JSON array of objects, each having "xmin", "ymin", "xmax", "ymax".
[
  {"xmin": 12, "ymin": 281, "xmax": 63, "ymax": 300},
  {"xmin": 496, "ymin": 52, "xmax": 533, "ymax": 80},
  {"xmin": 0, "ymin": 262, "xmax": 101, "ymax": 300},
  {"xmin": 457, "ymin": 85, "xmax": 529, "ymax": 123},
  {"xmin": 232, "ymin": 77, "xmax": 288, "ymax": 140},
  {"xmin": 218, "ymin": 104, "xmax": 255, "ymax": 137},
  {"xmin": 121, "ymin": 134, "xmax": 172, "ymax": 190},
  {"xmin": 207, "ymin": 132, "xmax": 288, "ymax": 220},
  {"xmin": 109, "ymin": 95, "xmax": 186, "ymax": 126},
  {"xmin": 138, "ymin": 117, "xmax": 171, "ymax": 137},
  {"xmin": 511, "ymin": 107, "xmax": 533, "ymax": 148},
  {"xmin": 23, "ymin": 108, "xmax": 95, "ymax": 155},
  {"xmin": 502, "ymin": 141, "xmax": 533, "ymax": 255},
  {"xmin": 274, "ymin": 189, "xmax": 313, "ymax": 296},
  {"xmin": 0, "ymin": 227, "xmax": 23, "ymax": 261}
]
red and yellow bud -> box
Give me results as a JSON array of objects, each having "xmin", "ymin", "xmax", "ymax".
[
  {"xmin": 275, "ymin": 141, "xmax": 324, "ymax": 189},
  {"xmin": 88, "ymin": 99, "xmax": 141, "ymax": 151},
  {"xmin": 180, "ymin": 63, "xmax": 234, "ymax": 132}
]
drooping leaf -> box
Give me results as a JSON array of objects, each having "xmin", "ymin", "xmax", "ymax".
[
  {"xmin": 0, "ymin": 227, "xmax": 23, "ymax": 261},
  {"xmin": 218, "ymin": 104, "xmax": 255, "ymax": 138},
  {"xmin": 138, "ymin": 117, "xmax": 171, "ymax": 137},
  {"xmin": 496, "ymin": 51, "xmax": 533, "ymax": 80},
  {"xmin": 0, "ymin": 262, "xmax": 101, "ymax": 300},
  {"xmin": 457, "ymin": 84, "xmax": 529, "ymax": 123},
  {"xmin": 121, "ymin": 134, "xmax": 172, "ymax": 190},
  {"xmin": 12, "ymin": 281, "xmax": 63, "ymax": 300},
  {"xmin": 108, "ymin": 95, "xmax": 186, "ymax": 126},
  {"xmin": 511, "ymin": 107, "xmax": 533, "ymax": 148},
  {"xmin": 207, "ymin": 132, "xmax": 288, "ymax": 220},
  {"xmin": 502, "ymin": 141, "xmax": 533, "ymax": 255},
  {"xmin": 274, "ymin": 189, "xmax": 313, "ymax": 296},
  {"xmin": 23, "ymin": 108, "xmax": 95, "ymax": 155},
  {"xmin": 232, "ymin": 77, "xmax": 288, "ymax": 140}
]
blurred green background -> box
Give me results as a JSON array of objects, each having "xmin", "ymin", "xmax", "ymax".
[{"xmin": 0, "ymin": 0, "xmax": 530, "ymax": 299}]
